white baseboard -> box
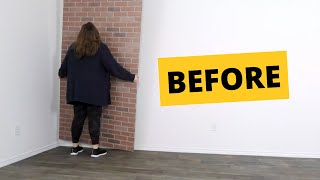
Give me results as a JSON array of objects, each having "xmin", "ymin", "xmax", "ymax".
[
  {"xmin": 0, "ymin": 143, "xmax": 58, "ymax": 168},
  {"xmin": 134, "ymin": 145, "xmax": 320, "ymax": 159}
]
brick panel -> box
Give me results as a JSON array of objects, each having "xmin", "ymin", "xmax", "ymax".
[{"xmin": 60, "ymin": 0, "xmax": 142, "ymax": 151}]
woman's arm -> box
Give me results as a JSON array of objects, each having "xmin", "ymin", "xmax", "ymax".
[
  {"xmin": 58, "ymin": 45, "xmax": 74, "ymax": 78},
  {"xmin": 101, "ymin": 43, "xmax": 135, "ymax": 82},
  {"xmin": 58, "ymin": 55, "xmax": 68, "ymax": 78}
]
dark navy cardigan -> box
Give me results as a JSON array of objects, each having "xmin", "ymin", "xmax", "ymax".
[{"xmin": 58, "ymin": 43, "xmax": 135, "ymax": 106}]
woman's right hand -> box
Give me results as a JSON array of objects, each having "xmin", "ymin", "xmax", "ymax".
[{"xmin": 134, "ymin": 74, "xmax": 139, "ymax": 83}]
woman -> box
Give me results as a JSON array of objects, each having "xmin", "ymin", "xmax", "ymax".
[{"xmin": 59, "ymin": 22, "xmax": 138, "ymax": 158}]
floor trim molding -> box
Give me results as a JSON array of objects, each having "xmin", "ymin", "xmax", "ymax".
[
  {"xmin": 0, "ymin": 143, "xmax": 58, "ymax": 168},
  {"xmin": 134, "ymin": 145, "xmax": 320, "ymax": 159}
]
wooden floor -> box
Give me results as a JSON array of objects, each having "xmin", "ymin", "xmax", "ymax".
[{"xmin": 1, "ymin": 147, "xmax": 320, "ymax": 180}]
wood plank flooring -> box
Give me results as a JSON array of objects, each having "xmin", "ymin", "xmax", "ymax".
[{"xmin": 0, "ymin": 147, "xmax": 320, "ymax": 180}]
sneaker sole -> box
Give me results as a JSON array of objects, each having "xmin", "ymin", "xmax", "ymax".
[
  {"xmin": 70, "ymin": 149, "xmax": 84, "ymax": 156},
  {"xmin": 91, "ymin": 152, "xmax": 107, "ymax": 158}
]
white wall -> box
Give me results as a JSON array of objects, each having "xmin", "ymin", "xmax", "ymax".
[
  {"xmin": 135, "ymin": 0, "xmax": 320, "ymax": 158},
  {"xmin": 0, "ymin": 0, "xmax": 63, "ymax": 167}
]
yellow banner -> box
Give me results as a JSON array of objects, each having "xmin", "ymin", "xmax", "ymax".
[{"xmin": 158, "ymin": 51, "xmax": 289, "ymax": 106}]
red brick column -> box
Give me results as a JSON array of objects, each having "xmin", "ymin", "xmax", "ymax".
[{"xmin": 59, "ymin": 0, "xmax": 142, "ymax": 151}]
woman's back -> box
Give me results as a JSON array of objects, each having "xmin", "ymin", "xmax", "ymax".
[{"xmin": 59, "ymin": 23, "xmax": 135, "ymax": 106}]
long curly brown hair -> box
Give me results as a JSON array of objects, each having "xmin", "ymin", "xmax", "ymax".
[{"xmin": 74, "ymin": 22, "xmax": 101, "ymax": 58}]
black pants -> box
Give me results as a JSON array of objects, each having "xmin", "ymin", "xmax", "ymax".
[{"xmin": 71, "ymin": 102, "xmax": 102, "ymax": 145}]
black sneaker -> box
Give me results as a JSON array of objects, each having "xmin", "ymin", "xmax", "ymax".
[
  {"xmin": 91, "ymin": 148, "xmax": 107, "ymax": 158},
  {"xmin": 70, "ymin": 146, "xmax": 84, "ymax": 156}
]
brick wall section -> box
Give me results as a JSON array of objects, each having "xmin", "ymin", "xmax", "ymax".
[{"xmin": 59, "ymin": 0, "xmax": 142, "ymax": 151}]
